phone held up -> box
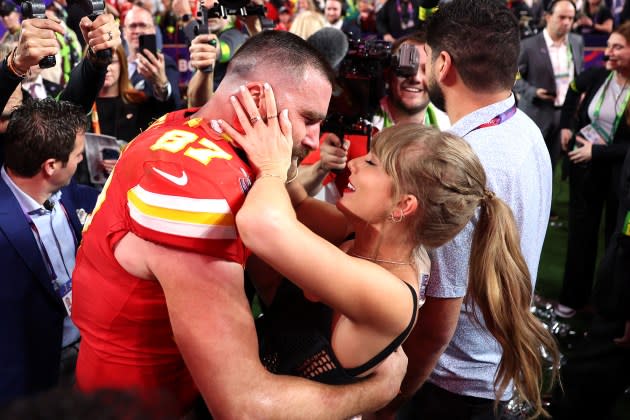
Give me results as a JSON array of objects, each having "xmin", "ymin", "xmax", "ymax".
[{"xmin": 139, "ymin": 34, "xmax": 158, "ymax": 58}]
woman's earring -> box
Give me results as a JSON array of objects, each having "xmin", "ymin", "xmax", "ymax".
[{"xmin": 388, "ymin": 211, "xmax": 404, "ymax": 223}]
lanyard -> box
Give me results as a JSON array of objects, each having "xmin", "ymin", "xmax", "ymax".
[
  {"xmin": 463, "ymin": 104, "xmax": 517, "ymax": 138},
  {"xmin": 552, "ymin": 41, "xmax": 574, "ymax": 79},
  {"xmin": 592, "ymin": 72, "xmax": 630, "ymax": 143},
  {"xmin": 396, "ymin": 0, "xmax": 414, "ymax": 28},
  {"xmin": 91, "ymin": 102, "xmax": 101, "ymax": 134},
  {"xmin": 26, "ymin": 203, "xmax": 77, "ymax": 296}
]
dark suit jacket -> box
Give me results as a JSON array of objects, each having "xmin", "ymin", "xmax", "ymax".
[
  {"xmin": 559, "ymin": 67, "xmax": 630, "ymax": 186},
  {"xmin": 0, "ymin": 179, "xmax": 97, "ymax": 406},
  {"xmin": 515, "ymin": 31, "xmax": 584, "ymax": 132},
  {"xmin": 130, "ymin": 53, "xmax": 183, "ymax": 110},
  {"xmin": 21, "ymin": 79, "xmax": 63, "ymax": 101}
]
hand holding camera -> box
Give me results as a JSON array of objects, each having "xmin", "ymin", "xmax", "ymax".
[
  {"xmin": 189, "ymin": 33, "xmax": 218, "ymax": 73},
  {"xmin": 79, "ymin": 12, "xmax": 120, "ymax": 67},
  {"xmin": 318, "ymin": 133, "xmax": 349, "ymax": 173},
  {"xmin": 10, "ymin": 15, "xmax": 64, "ymax": 76}
]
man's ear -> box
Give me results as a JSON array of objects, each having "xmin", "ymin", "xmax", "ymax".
[
  {"xmin": 245, "ymin": 82, "xmax": 266, "ymax": 114},
  {"xmin": 42, "ymin": 158, "xmax": 58, "ymax": 178},
  {"xmin": 436, "ymin": 51, "xmax": 452, "ymax": 83}
]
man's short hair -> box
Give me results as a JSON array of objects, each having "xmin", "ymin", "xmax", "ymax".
[
  {"xmin": 392, "ymin": 25, "xmax": 427, "ymax": 53},
  {"xmin": 427, "ymin": 0, "xmax": 519, "ymax": 92},
  {"xmin": 0, "ymin": 1, "xmax": 16, "ymax": 17},
  {"xmin": 226, "ymin": 30, "xmax": 336, "ymax": 87},
  {"xmin": 4, "ymin": 99, "xmax": 87, "ymax": 178}
]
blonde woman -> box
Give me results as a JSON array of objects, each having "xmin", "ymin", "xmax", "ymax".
[{"xmin": 218, "ymin": 85, "xmax": 560, "ymax": 417}]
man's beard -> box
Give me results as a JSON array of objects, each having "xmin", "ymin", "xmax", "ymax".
[
  {"xmin": 391, "ymin": 95, "xmax": 430, "ymax": 116},
  {"xmin": 292, "ymin": 144, "xmax": 311, "ymax": 165},
  {"xmin": 427, "ymin": 77, "xmax": 446, "ymax": 113}
]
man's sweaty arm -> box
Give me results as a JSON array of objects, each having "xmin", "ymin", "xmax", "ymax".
[{"xmin": 115, "ymin": 232, "xmax": 408, "ymax": 419}]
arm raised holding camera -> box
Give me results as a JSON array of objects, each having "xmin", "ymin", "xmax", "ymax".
[
  {"xmin": 187, "ymin": 33, "xmax": 218, "ymax": 107},
  {"xmin": 1, "ymin": 17, "xmax": 64, "ymax": 111}
]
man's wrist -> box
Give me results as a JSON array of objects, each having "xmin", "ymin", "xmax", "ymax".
[
  {"xmin": 7, "ymin": 47, "xmax": 28, "ymax": 78},
  {"xmin": 153, "ymin": 79, "xmax": 171, "ymax": 100},
  {"xmin": 87, "ymin": 46, "xmax": 113, "ymax": 68},
  {"xmin": 316, "ymin": 160, "xmax": 331, "ymax": 175}
]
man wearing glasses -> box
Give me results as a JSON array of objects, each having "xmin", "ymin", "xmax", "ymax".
[{"xmin": 123, "ymin": 5, "xmax": 183, "ymax": 109}]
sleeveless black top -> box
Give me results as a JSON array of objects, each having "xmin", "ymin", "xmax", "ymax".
[{"xmin": 257, "ymin": 280, "xmax": 418, "ymax": 385}]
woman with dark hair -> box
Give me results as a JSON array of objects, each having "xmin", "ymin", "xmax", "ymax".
[
  {"xmin": 557, "ymin": 22, "xmax": 630, "ymax": 318},
  {"xmin": 574, "ymin": 0, "xmax": 613, "ymax": 36},
  {"xmin": 218, "ymin": 85, "xmax": 560, "ymax": 418}
]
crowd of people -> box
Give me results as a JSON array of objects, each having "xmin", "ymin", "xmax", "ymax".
[{"xmin": 0, "ymin": 0, "xmax": 629, "ymax": 418}]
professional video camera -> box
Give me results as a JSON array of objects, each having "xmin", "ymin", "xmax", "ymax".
[
  {"xmin": 322, "ymin": 37, "xmax": 419, "ymax": 146},
  {"xmin": 203, "ymin": 0, "xmax": 267, "ymax": 19},
  {"xmin": 185, "ymin": 0, "xmax": 272, "ymax": 71}
]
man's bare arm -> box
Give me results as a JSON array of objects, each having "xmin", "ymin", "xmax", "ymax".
[
  {"xmin": 116, "ymin": 232, "xmax": 407, "ymax": 419},
  {"xmin": 187, "ymin": 33, "xmax": 217, "ymax": 107}
]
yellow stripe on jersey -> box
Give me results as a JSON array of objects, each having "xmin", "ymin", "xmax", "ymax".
[{"xmin": 127, "ymin": 186, "xmax": 237, "ymax": 239}]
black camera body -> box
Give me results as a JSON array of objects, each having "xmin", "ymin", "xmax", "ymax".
[
  {"xmin": 186, "ymin": 0, "xmax": 271, "ymax": 71},
  {"xmin": 322, "ymin": 38, "xmax": 419, "ymax": 141},
  {"xmin": 205, "ymin": 0, "xmax": 266, "ymax": 19}
]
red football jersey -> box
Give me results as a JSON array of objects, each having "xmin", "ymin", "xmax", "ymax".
[{"xmin": 72, "ymin": 109, "xmax": 254, "ymax": 414}]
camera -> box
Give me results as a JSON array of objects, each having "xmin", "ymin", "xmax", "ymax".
[
  {"xmin": 206, "ymin": 0, "xmax": 265, "ymax": 18},
  {"xmin": 322, "ymin": 37, "xmax": 419, "ymax": 142}
]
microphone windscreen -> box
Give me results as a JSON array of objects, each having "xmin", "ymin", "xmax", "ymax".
[
  {"xmin": 307, "ymin": 27, "xmax": 349, "ymax": 69},
  {"xmin": 602, "ymin": 55, "xmax": 610, "ymax": 61}
]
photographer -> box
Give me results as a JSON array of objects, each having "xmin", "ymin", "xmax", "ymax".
[
  {"xmin": 183, "ymin": 0, "xmax": 248, "ymax": 106},
  {"xmin": 299, "ymin": 30, "xmax": 449, "ymax": 202},
  {"xmin": 123, "ymin": 5, "xmax": 182, "ymax": 109},
  {"xmin": 2, "ymin": 12, "xmax": 120, "ymax": 122}
]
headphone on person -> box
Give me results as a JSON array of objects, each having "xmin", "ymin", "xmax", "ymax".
[{"xmin": 545, "ymin": 0, "xmax": 577, "ymax": 15}]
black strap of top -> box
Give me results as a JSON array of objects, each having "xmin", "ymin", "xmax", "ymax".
[{"xmin": 344, "ymin": 282, "xmax": 418, "ymax": 377}]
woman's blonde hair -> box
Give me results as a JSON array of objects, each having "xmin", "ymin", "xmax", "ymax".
[
  {"xmin": 289, "ymin": 10, "xmax": 326, "ymax": 40},
  {"xmin": 372, "ymin": 124, "xmax": 560, "ymax": 418}
]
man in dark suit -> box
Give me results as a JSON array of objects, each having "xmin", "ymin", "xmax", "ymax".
[
  {"xmin": 514, "ymin": 0, "xmax": 584, "ymax": 171},
  {"xmin": 0, "ymin": 99, "xmax": 98, "ymax": 406},
  {"xmin": 123, "ymin": 5, "xmax": 182, "ymax": 109},
  {"xmin": 21, "ymin": 65, "xmax": 63, "ymax": 100}
]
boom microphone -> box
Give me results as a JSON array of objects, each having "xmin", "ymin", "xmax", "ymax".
[{"xmin": 307, "ymin": 27, "xmax": 349, "ymax": 70}]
